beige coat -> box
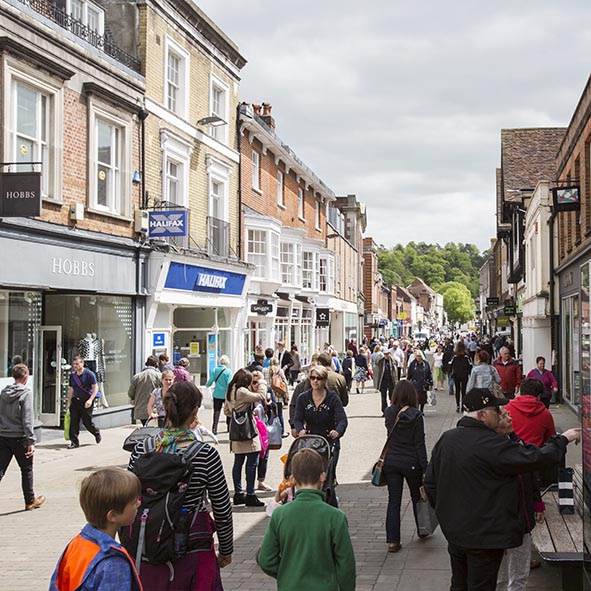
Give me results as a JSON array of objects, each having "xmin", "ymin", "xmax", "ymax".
[{"xmin": 224, "ymin": 385, "xmax": 265, "ymax": 454}]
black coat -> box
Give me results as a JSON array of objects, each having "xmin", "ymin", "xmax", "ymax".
[
  {"xmin": 449, "ymin": 354, "xmax": 472, "ymax": 380},
  {"xmin": 384, "ymin": 405, "xmax": 428, "ymax": 471},
  {"xmin": 294, "ymin": 389, "xmax": 348, "ymax": 439},
  {"xmin": 407, "ymin": 360, "xmax": 432, "ymax": 393},
  {"xmin": 278, "ymin": 350, "xmax": 293, "ymax": 371},
  {"xmin": 441, "ymin": 345, "xmax": 454, "ymax": 374},
  {"xmin": 424, "ymin": 416, "xmax": 567, "ymax": 549}
]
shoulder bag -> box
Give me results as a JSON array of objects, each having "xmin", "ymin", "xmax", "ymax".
[
  {"xmin": 228, "ymin": 388, "xmax": 258, "ymax": 441},
  {"xmin": 489, "ymin": 366, "xmax": 503, "ymax": 398},
  {"xmin": 371, "ymin": 405, "xmax": 409, "ymax": 487}
]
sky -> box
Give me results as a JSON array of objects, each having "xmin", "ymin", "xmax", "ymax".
[{"xmin": 196, "ymin": 1, "xmax": 591, "ymax": 253}]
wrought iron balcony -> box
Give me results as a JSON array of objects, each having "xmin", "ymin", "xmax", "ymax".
[
  {"xmin": 17, "ymin": 0, "xmax": 141, "ymax": 73},
  {"xmin": 207, "ymin": 216, "xmax": 229, "ymax": 258}
]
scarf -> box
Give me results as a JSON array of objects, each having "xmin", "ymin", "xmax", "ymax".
[{"xmin": 153, "ymin": 428, "xmax": 196, "ymax": 453}]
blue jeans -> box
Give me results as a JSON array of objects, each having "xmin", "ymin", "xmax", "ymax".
[
  {"xmin": 448, "ymin": 374, "xmax": 455, "ymax": 396},
  {"xmin": 276, "ymin": 402, "xmax": 285, "ymax": 433},
  {"xmin": 382, "ymin": 464, "xmax": 423, "ymax": 544},
  {"xmin": 232, "ymin": 452, "xmax": 259, "ymax": 495},
  {"xmin": 258, "ymin": 448, "xmax": 269, "ymax": 482}
]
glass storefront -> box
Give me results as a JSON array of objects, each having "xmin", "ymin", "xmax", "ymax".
[
  {"xmin": 562, "ymin": 294, "xmax": 581, "ymax": 406},
  {"xmin": 44, "ymin": 294, "xmax": 133, "ymax": 411}
]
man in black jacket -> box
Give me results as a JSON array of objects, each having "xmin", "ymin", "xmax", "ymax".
[{"xmin": 424, "ymin": 388, "xmax": 580, "ymax": 591}]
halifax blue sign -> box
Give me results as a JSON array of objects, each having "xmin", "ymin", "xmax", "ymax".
[
  {"xmin": 165, "ymin": 262, "xmax": 246, "ymax": 296},
  {"xmin": 148, "ymin": 210, "xmax": 188, "ymax": 237}
]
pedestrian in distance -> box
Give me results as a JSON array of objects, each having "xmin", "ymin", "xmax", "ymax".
[
  {"xmin": 430, "ymin": 344, "xmax": 445, "ymax": 391},
  {"xmin": 172, "ymin": 357, "xmax": 192, "ymax": 383},
  {"xmin": 371, "ymin": 344, "xmax": 384, "ymax": 389},
  {"xmin": 67, "ymin": 356, "xmax": 102, "ymax": 449},
  {"xmin": 377, "ymin": 349, "xmax": 398, "ymax": 415},
  {"xmin": 353, "ymin": 346, "xmax": 369, "ymax": 394},
  {"xmin": 424, "ymin": 388, "xmax": 580, "ymax": 591},
  {"xmin": 158, "ymin": 353, "xmax": 174, "ymax": 372},
  {"xmin": 289, "ymin": 345, "xmax": 301, "ymax": 386},
  {"xmin": 449, "ymin": 341, "xmax": 472, "ymax": 413},
  {"xmin": 466, "ymin": 350, "xmax": 501, "ymax": 393},
  {"xmin": 147, "ymin": 368, "xmax": 174, "ymax": 427},
  {"xmin": 406, "ymin": 349, "xmax": 433, "ymax": 413},
  {"xmin": 442, "ymin": 339, "xmax": 455, "ymax": 397},
  {"xmin": 492, "ymin": 347, "xmax": 522, "ymax": 400},
  {"xmin": 382, "ymin": 380, "xmax": 428, "ymax": 553},
  {"xmin": 526, "ymin": 356, "xmax": 558, "ymax": 408},
  {"xmin": 299, "ymin": 352, "xmax": 349, "ymax": 408},
  {"xmin": 206, "ymin": 354, "xmax": 233, "ymax": 435},
  {"xmin": 128, "ymin": 355, "xmax": 161, "ymax": 425},
  {"xmin": 0, "ymin": 363, "xmax": 45, "ymax": 510},
  {"xmin": 49, "ymin": 467, "xmax": 142, "ymax": 591},
  {"xmin": 341, "ymin": 350, "xmax": 355, "ymax": 393},
  {"xmin": 257, "ymin": 447, "xmax": 356, "ymax": 591},
  {"xmin": 276, "ymin": 341, "xmax": 294, "ymax": 375}
]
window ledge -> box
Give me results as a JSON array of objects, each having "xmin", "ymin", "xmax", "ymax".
[
  {"xmin": 298, "ymin": 216, "xmax": 306, "ymax": 223},
  {"xmin": 278, "ymin": 203, "xmax": 286, "ymax": 210},
  {"xmin": 86, "ymin": 207, "xmax": 132, "ymax": 223},
  {"xmin": 315, "ymin": 226, "xmax": 322, "ymax": 232},
  {"xmin": 42, "ymin": 197, "xmax": 64, "ymax": 206},
  {"xmin": 252, "ymin": 187, "xmax": 263, "ymax": 196}
]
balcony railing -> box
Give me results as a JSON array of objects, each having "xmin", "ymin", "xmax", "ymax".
[
  {"xmin": 17, "ymin": 0, "xmax": 141, "ymax": 73},
  {"xmin": 207, "ymin": 216, "xmax": 229, "ymax": 258}
]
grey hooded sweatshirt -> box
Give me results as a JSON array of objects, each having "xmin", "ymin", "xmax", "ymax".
[{"xmin": 0, "ymin": 383, "xmax": 35, "ymax": 445}]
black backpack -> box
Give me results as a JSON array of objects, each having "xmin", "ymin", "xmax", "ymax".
[{"xmin": 120, "ymin": 438, "xmax": 205, "ymax": 571}]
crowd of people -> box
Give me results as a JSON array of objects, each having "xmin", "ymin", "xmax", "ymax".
[{"xmin": 0, "ymin": 330, "xmax": 578, "ymax": 591}]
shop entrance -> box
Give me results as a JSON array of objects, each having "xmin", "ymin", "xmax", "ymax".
[{"xmin": 39, "ymin": 325, "xmax": 63, "ymax": 426}]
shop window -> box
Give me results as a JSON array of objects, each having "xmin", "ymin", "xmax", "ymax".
[
  {"xmin": 247, "ymin": 229, "xmax": 267, "ymax": 277},
  {"xmin": 281, "ymin": 242, "xmax": 295, "ymax": 285},
  {"xmin": 303, "ymin": 250, "xmax": 318, "ymax": 290}
]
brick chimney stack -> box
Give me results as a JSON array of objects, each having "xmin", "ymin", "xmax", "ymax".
[
  {"xmin": 260, "ymin": 102, "xmax": 275, "ymax": 131},
  {"xmin": 252, "ymin": 103, "xmax": 262, "ymax": 116}
]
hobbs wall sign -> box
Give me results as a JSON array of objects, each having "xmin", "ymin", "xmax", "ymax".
[{"xmin": 0, "ymin": 172, "xmax": 42, "ymax": 217}]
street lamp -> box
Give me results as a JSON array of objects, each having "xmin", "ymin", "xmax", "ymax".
[{"xmin": 197, "ymin": 115, "xmax": 227, "ymax": 127}]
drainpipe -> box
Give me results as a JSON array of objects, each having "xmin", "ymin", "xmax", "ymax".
[
  {"xmin": 236, "ymin": 104, "xmax": 242, "ymax": 259},
  {"xmin": 138, "ymin": 108, "xmax": 149, "ymax": 209},
  {"xmin": 548, "ymin": 206, "xmax": 557, "ymax": 393}
]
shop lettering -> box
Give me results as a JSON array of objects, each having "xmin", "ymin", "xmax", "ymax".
[
  {"xmin": 51, "ymin": 257, "xmax": 95, "ymax": 277},
  {"xmin": 5, "ymin": 190, "xmax": 37, "ymax": 199},
  {"xmin": 196, "ymin": 273, "xmax": 227, "ymax": 289}
]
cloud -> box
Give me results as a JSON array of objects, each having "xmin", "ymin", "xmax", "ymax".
[{"xmin": 197, "ymin": 0, "xmax": 591, "ymax": 251}]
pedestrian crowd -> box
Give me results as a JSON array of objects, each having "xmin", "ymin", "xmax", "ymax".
[{"xmin": 0, "ymin": 330, "xmax": 578, "ymax": 591}]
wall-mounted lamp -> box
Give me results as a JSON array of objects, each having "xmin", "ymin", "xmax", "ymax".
[
  {"xmin": 326, "ymin": 233, "xmax": 339, "ymax": 239},
  {"xmin": 197, "ymin": 115, "xmax": 227, "ymax": 127},
  {"xmin": 132, "ymin": 170, "xmax": 141, "ymax": 184}
]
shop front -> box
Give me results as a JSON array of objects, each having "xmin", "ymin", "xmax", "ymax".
[
  {"xmin": 146, "ymin": 252, "xmax": 250, "ymax": 382},
  {"xmin": 0, "ymin": 224, "xmax": 143, "ymax": 428}
]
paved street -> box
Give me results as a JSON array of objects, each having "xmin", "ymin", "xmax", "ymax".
[{"xmin": 0, "ymin": 380, "xmax": 579, "ymax": 590}]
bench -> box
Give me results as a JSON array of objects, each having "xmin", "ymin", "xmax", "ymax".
[{"xmin": 531, "ymin": 464, "xmax": 587, "ymax": 591}]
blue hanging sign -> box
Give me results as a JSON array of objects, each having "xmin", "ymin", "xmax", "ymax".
[
  {"xmin": 148, "ymin": 210, "xmax": 188, "ymax": 237},
  {"xmin": 164, "ymin": 262, "xmax": 246, "ymax": 296}
]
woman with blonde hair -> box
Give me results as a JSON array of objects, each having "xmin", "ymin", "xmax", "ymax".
[{"xmin": 406, "ymin": 349, "xmax": 432, "ymax": 413}]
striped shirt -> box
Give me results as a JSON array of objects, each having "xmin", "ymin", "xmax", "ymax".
[{"xmin": 128, "ymin": 440, "xmax": 233, "ymax": 557}]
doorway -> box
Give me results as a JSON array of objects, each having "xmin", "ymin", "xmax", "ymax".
[{"xmin": 39, "ymin": 325, "xmax": 63, "ymax": 426}]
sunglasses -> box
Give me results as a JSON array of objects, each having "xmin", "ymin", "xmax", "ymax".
[
  {"xmin": 310, "ymin": 376, "xmax": 325, "ymax": 381},
  {"xmin": 252, "ymin": 381, "xmax": 259, "ymax": 385}
]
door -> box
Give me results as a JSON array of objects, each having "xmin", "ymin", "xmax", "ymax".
[{"xmin": 39, "ymin": 326, "xmax": 62, "ymax": 426}]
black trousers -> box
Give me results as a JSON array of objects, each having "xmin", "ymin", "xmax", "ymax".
[
  {"xmin": 448, "ymin": 543, "xmax": 504, "ymax": 591},
  {"xmin": 380, "ymin": 381, "xmax": 395, "ymax": 414},
  {"xmin": 70, "ymin": 397, "xmax": 100, "ymax": 446},
  {"xmin": 454, "ymin": 377, "xmax": 468, "ymax": 408},
  {"xmin": 0, "ymin": 436, "xmax": 35, "ymax": 504}
]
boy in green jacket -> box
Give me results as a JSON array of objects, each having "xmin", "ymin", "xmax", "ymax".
[{"xmin": 257, "ymin": 448, "xmax": 356, "ymax": 590}]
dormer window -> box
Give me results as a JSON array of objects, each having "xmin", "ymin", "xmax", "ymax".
[{"xmin": 67, "ymin": 0, "xmax": 105, "ymax": 36}]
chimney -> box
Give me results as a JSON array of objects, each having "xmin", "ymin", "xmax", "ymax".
[
  {"xmin": 260, "ymin": 102, "xmax": 275, "ymax": 131},
  {"xmin": 252, "ymin": 103, "xmax": 262, "ymax": 116}
]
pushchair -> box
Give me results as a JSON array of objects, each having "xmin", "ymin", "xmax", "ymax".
[{"xmin": 283, "ymin": 435, "xmax": 339, "ymax": 507}]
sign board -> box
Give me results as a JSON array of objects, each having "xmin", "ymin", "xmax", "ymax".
[
  {"xmin": 552, "ymin": 186, "xmax": 580, "ymax": 212},
  {"xmin": 165, "ymin": 262, "xmax": 246, "ymax": 296},
  {"xmin": 497, "ymin": 316, "xmax": 510, "ymax": 327},
  {"xmin": 190, "ymin": 342, "xmax": 199, "ymax": 356},
  {"xmin": 251, "ymin": 299, "xmax": 273, "ymax": 315},
  {"xmin": 486, "ymin": 297, "xmax": 500, "ymax": 306},
  {"xmin": 148, "ymin": 210, "xmax": 188, "ymax": 237},
  {"xmin": 504, "ymin": 305, "xmax": 516, "ymax": 316},
  {"xmin": 316, "ymin": 308, "xmax": 330, "ymax": 327},
  {"xmin": 397, "ymin": 312, "xmax": 407, "ymax": 320},
  {"xmin": 153, "ymin": 333, "xmax": 165, "ymax": 347},
  {"xmin": 207, "ymin": 333, "xmax": 217, "ymax": 376},
  {"xmin": 0, "ymin": 172, "xmax": 42, "ymax": 217}
]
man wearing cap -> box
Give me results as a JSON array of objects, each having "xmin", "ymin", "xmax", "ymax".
[
  {"xmin": 377, "ymin": 350, "xmax": 398, "ymax": 415},
  {"xmin": 424, "ymin": 388, "xmax": 580, "ymax": 591}
]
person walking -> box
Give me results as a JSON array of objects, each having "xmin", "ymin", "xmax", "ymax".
[
  {"xmin": 493, "ymin": 347, "xmax": 522, "ymax": 400},
  {"xmin": 442, "ymin": 340, "xmax": 455, "ymax": 397},
  {"xmin": 289, "ymin": 345, "xmax": 301, "ymax": 386},
  {"xmin": 371, "ymin": 345, "xmax": 384, "ymax": 390},
  {"xmin": 382, "ymin": 380, "xmax": 428, "ymax": 553},
  {"xmin": 526, "ymin": 356, "xmax": 558, "ymax": 408},
  {"xmin": 391, "ymin": 341, "xmax": 405, "ymax": 380},
  {"xmin": 353, "ymin": 347, "xmax": 369, "ymax": 394},
  {"xmin": 128, "ymin": 355, "xmax": 161, "ymax": 425},
  {"xmin": 406, "ymin": 349, "xmax": 432, "ymax": 413},
  {"xmin": 67, "ymin": 356, "xmax": 101, "ymax": 449},
  {"xmin": 424, "ymin": 388, "xmax": 580, "ymax": 591},
  {"xmin": 466, "ymin": 350, "xmax": 501, "ymax": 392},
  {"xmin": 172, "ymin": 357, "xmax": 192, "ymax": 383},
  {"xmin": 0, "ymin": 363, "xmax": 45, "ymax": 510},
  {"xmin": 269, "ymin": 358, "xmax": 289, "ymax": 436},
  {"xmin": 431, "ymin": 345, "xmax": 445, "ymax": 391},
  {"xmin": 449, "ymin": 341, "xmax": 472, "ymax": 413},
  {"xmin": 276, "ymin": 342, "xmax": 293, "ymax": 375},
  {"xmin": 377, "ymin": 349, "xmax": 399, "ymax": 416},
  {"xmin": 147, "ymin": 369, "xmax": 174, "ymax": 427},
  {"xmin": 206, "ymin": 355, "xmax": 233, "ymax": 435},
  {"xmin": 224, "ymin": 368, "xmax": 266, "ymax": 507},
  {"xmin": 341, "ymin": 350, "xmax": 355, "ymax": 393}
]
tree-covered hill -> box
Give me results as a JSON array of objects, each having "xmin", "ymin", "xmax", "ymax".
[{"xmin": 378, "ymin": 242, "xmax": 489, "ymax": 299}]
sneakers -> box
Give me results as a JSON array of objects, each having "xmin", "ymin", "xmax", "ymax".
[
  {"xmin": 245, "ymin": 494, "xmax": 264, "ymax": 507},
  {"xmin": 95, "ymin": 432, "xmax": 102, "ymax": 444},
  {"xmin": 257, "ymin": 481, "xmax": 273, "ymax": 492},
  {"xmin": 388, "ymin": 542, "xmax": 401, "ymax": 553},
  {"xmin": 233, "ymin": 492, "xmax": 246, "ymax": 505},
  {"xmin": 25, "ymin": 495, "xmax": 45, "ymax": 511},
  {"xmin": 67, "ymin": 442, "xmax": 79, "ymax": 449}
]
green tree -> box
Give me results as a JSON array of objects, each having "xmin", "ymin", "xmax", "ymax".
[{"xmin": 443, "ymin": 287, "xmax": 474, "ymax": 325}]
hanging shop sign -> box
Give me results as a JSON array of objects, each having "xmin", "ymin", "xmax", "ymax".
[
  {"xmin": 316, "ymin": 308, "xmax": 330, "ymax": 327},
  {"xmin": 486, "ymin": 297, "xmax": 499, "ymax": 306},
  {"xmin": 552, "ymin": 185, "xmax": 580, "ymax": 212},
  {"xmin": 0, "ymin": 172, "xmax": 42, "ymax": 217},
  {"xmin": 148, "ymin": 210, "xmax": 188, "ymax": 237},
  {"xmin": 251, "ymin": 299, "xmax": 273, "ymax": 315},
  {"xmin": 503, "ymin": 305, "xmax": 516, "ymax": 316}
]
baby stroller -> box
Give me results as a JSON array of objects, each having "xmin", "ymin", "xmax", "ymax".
[{"xmin": 284, "ymin": 435, "xmax": 339, "ymax": 507}]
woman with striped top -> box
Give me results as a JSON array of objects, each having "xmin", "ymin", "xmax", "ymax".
[{"xmin": 129, "ymin": 381, "xmax": 233, "ymax": 590}]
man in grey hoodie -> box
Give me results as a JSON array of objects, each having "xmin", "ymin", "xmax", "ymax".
[{"xmin": 0, "ymin": 363, "xmax": 45, "ymax": 510}]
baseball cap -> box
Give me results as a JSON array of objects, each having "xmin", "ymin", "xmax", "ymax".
[{"xmin": 462, "ymin": 388, "xmax": 509, "ymax": 412}]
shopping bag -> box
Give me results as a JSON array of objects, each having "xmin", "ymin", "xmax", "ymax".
[
  {"xmin": 417, "ymin": 486, "xmax": 439, "ymax": 537},
  {"xmin": 197, "ymin": 385, "xmax": 213, "ymax": 410},
  {"xmin": 427, "ymin": 391, "xmax": 437, "ymax": 407},
  {"xmin": 63, "ymin": 411, "xmax": 71, "ymax": 441},
  {"xmin": 267, "ymin": 415, "xmax": 283, "ymax": 450}
]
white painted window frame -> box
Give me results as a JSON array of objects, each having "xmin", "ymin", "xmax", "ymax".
[
  {"xmin": 163, "ymin": 36, "xmax": 190, "ymax": 120},
  {"xmin": 66, "ymin": 0, "xmax": 105, "ymax": 35},
  {"xmin": 252, "ymin": 150, "xmax": 260, "ymax": 190},
  {"xmin": 209, "ymin": 73, "xmax": 229, "ymax": 145},
  {"xmin": 160, "ymin": 130, "xmax": 192, "ymax": 208}
]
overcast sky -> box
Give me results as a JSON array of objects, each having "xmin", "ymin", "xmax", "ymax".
[{"xmin": 197, "ymin": 1, "xmax": 591, "ymax": 252}]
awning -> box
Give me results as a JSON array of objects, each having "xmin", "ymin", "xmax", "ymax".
[{"xmin": 327, "ymin": 297, "xmax": 358, "ymax": 314}]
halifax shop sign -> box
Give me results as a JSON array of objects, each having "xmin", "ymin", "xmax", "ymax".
[
  {"xmin": 165, "ymin": 262, "xmax": 246, "ymax": 296},
  {"xmin": 0, "ymin": 172, "xmax": 42, "ymax": 216},
  {"xmin": 148, "ymin": 210, "xmax": 188, "ymax": 237}
]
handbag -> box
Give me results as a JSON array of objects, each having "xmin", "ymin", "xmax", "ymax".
[
  {"xmin": 229, "ymin": 408, "xmax": 258, "ymax": 441},
  {"xmin": 271, "ymin": 372, "xmax": 288, "ymax": 397},
  {"xmin": 416, "ymin": 486, "xmax": 439, "ymax": 536},
  {"xmin": 197, "ymin": 385, "xmax": 214, "ymax": 410},
  {"xmin": 371, "ymin": 405, "xmax": 409, "ymax": 487},
  {"xmin": 489, "ymin": 366, "xmax": 503, "ymax": 398},
  {"xmin": 267, "ymin": 414, "xmax": 283, "ymax": 450},
  {"xmin": 64, "ymin": 411, "xmax": 71, "ymax": 441},
  {"xmin": 122, "ymin": 426, "xmax": 162, "ymax": 452}
]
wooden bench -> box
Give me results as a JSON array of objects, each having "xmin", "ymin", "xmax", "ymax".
[{"xmin": 531, "ymin": 464, "xmax": 587, "ymax": 591}]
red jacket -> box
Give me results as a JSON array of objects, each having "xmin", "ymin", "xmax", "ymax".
[
  {"xmin": 506, "ymin": 395, "xmax": 556, "ymax": 446},
  {"xmin": 492, "ymin": 357, "xmax": 522, "ymax": 394}
]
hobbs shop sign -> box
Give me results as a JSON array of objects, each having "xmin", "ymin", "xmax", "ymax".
[
  {"xmin": 0, "ymin": 240, "xmax": 136, "ymax": 294},
  {"xmin": 0, "ymin": 172, "xmax": 42, "ymax": 216}
]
